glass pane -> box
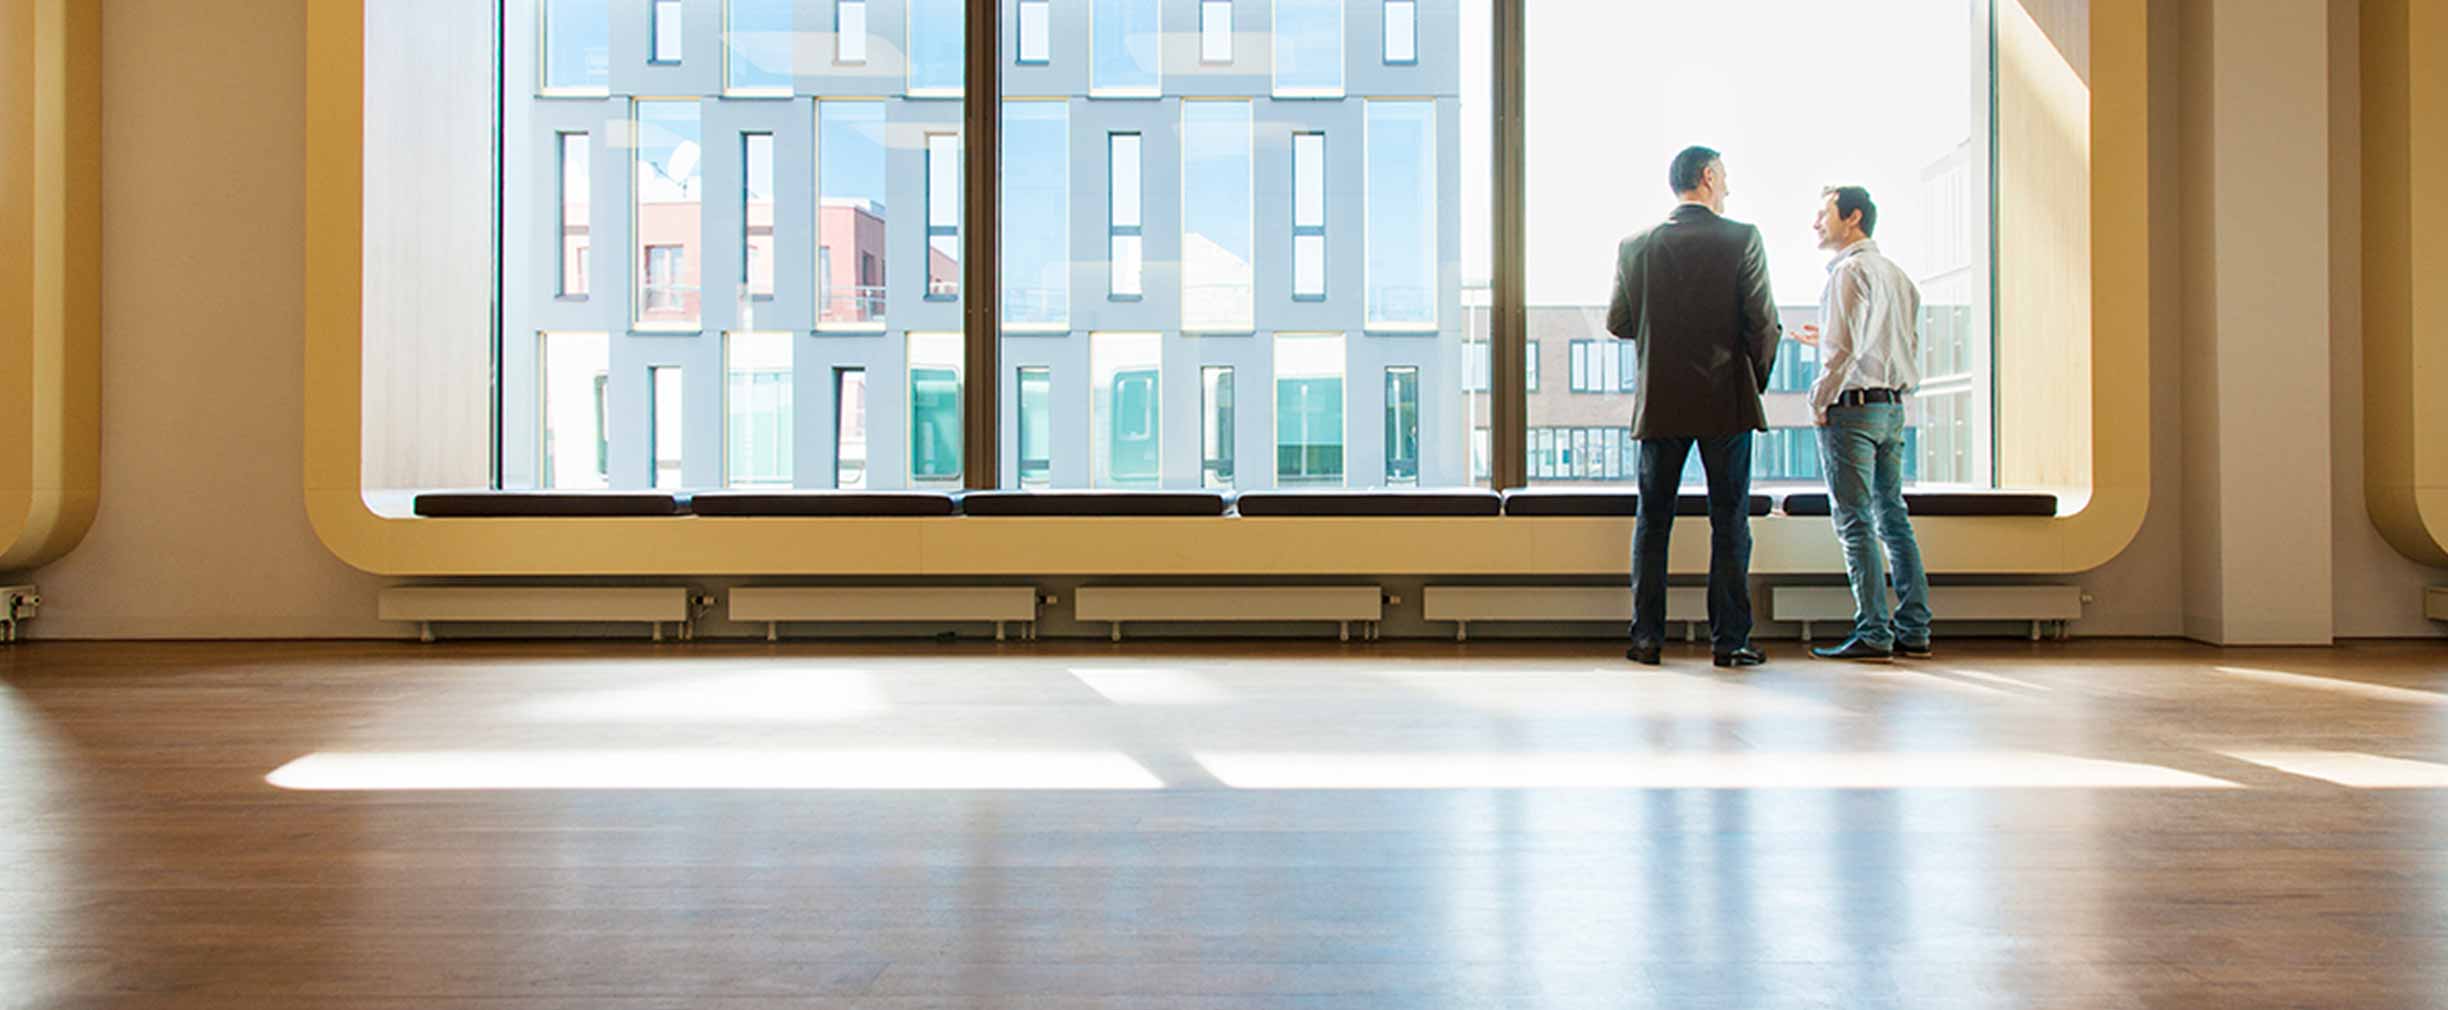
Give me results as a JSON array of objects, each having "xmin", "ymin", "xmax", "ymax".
[
  {"xmin": 1003, "ymin": 103, "xmax": 1069, "ymax": 326},
  {"xmin": 818, "ymin": 102, "xmax": 887, "ymax": 327},
  {"xmin": 1018, "ymin": 366, "xmax": 1053, "ymax": 487},
  {"xmin": 1112, "ymin": 235, "xmax": 1144, "ymax": 299},
  {"xmin": 1384, "ymin": 0, "xmax": 1417, "ymax": 63},
  {"xmin": 835, "ymin": 368, "xmax": 868, "ymax": 488},
  {"xmin": 1203, "ymin": 366, "xmax": 1236, "ymax": 488},
  {"xmin": 1384, "ymin": 366, "xmax": 1419, "ymax": 485},
  {"xmin": 652, "ymin": 0, "xmax": 684, "ymax": 63},
  {"xmin": 727, "ymin": 0, "xmax": 792, "ymax": 90},
  {"xmin": 650, "ymin": 365, "xmax": 684, "ymax": 488},
  {"xmin": 1525, "ymin": 0, "xmax": 1989, "ymax": 489},
  {"xmin": 1019, "ymin": 0, "xmax": 1052, "ymax": 63},
  {"xmin": 743, "ymin": 133, "xmax": 774, "ymax": 299},
  {"xmin": 1273, "ymin": 0, "xmax": 1344, "ymax": 96},
  {"xmin": 907, "ymin": 332, "xmax": 964, "ymax": 484},
  {"xmin": 926, "ymin": 132, "xmax": 960, "ymax": 299},
  {"xmin": 1293, "ymin": 132, "xmax": 1325, "ymax": 227},
  {"xmin": 1294, "ymin": 234, "xmax": 1325, "ymax": 299},
  {"xmin": 1093, "ymin": 0, "xmax": 1162, "ymax": 95},
  {"xmin": 1365, "ymin": 100, "xmax": 1435, "ymax": 329},
  {"xmin": 1090, "ymin": 333, "xmax": 1163, "ymax": 488},
  {"xmin": 558, "ymin": 133, "xmax": 589, "ymax": 297},
  {"xmin": 725, "ymin": 332, "xmax": 793, "ymax": 488},
  {"xmin": 1182, "ymin": 100, "xmax": 1254, "ymax": 332},
  {"xmin": 1201, "ymin": 0, "xmax": 1234, "ymax": 63},
  {"xmin": 543, "ymin": 0, "xmax": 610, "ymax": 91},
  {"xmin": 837, "ymin": 0, "xmax": 868, "ymax": 63},
  {"xmin": 634, "ymin": 101, "xmax": 701, "ymax": 328},
  {"xmin": 538, "ymin": 332, "xmax": 610, "ymax": 489},
  {"xmin": 1275, "ymin": 333, "xmax": 1345, "ymax": 486},
  {"xmin": 1110, "ymin": 133, "xmax": 1142, "ymax": 228},
  {"xmin": 907, "ymin": 0, "xmax": 964, "ymax": 95}
]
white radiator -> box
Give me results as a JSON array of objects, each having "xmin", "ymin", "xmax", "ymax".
[
  {"xmin": 1075, "ymin": 586, "xmax": 1384, "ymax": 642},
  {"xmin": 729, "ymin": 586, "xmax": 1041, "ymax": 641},
  {"xmin": 2428, "ymin": 587, "xmax": 2447, "ymax": 623},
  {"xmin": 1771, "ymin": 585, "xmax": 2085, "ymax": 641},
  {"xmin": 378, "ymin": 586, "xmax": 695, "ymax": 642},
  {"xmin": 1421, "ymin": 586, "xmax": 1708, "ymax": 642}
]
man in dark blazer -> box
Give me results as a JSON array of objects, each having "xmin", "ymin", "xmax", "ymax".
[{"xmin": 1606, "ymin": 145, "xmax": 1781, "ymax": 668}]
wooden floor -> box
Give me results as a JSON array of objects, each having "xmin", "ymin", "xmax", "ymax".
[{"xmin": 6, "ymin": 639, "xmax": 2448, "ymax": 1008}]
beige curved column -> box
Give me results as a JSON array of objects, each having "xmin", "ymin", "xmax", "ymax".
[{"xmin": 2362, "ymin": 0, "xmax": 2448, "ymax": 567}]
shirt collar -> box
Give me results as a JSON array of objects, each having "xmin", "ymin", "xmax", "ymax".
[{"xmin": 1826, "ymin": 237, "xmax": 1878, "ymax": 271}]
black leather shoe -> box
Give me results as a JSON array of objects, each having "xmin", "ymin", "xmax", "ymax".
[
  {"xmin": 1713, "ymin": 646, "xmax": 1766, "ymax": 668},
  {"xmin": 1626, "ymin": 642, "xmax": 1662, "ymax": 666},
  {"xmin": 1895, "ymin": 640, "xmax": 1933, "ymax": 659},
  {"xmin": 1811, "ymin": 638, "xmax": 1895, "ymax": 662}
]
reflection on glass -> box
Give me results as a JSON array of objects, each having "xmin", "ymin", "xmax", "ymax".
[
  {"xmin": 743, "ymin": 133, "xmax": 774, "ymax": 299},
  {"xmin": 1003, "ymin": 102, "xmax": 1068, "ymax": 326},
  {"xmin": 1093, "ymin": 0, "xmax": 1162, "ymax": 96},
  {"xmin": 1366, "ymin": 100, "xmax": 1436, "ymax": 329},
  {"xmin": 1202, "ymin": 366, "xmax": 1236, "ymax": 489},
  {"xmin": 907, "ymin": 332, "xmax": 964, "ymax": 484},
  {"xmin": 1093, "ymin": 333, "xmax": 1162, "ymax": 489},
  {"xmin": 1109, "ymin": 132, "xmax": 1144, "ymax": 299},
  {"xmin": 650, "ymin": 365, "xmax": 684, "ymax": 488},
  {"xmin": 727, "ymin": 0, "xmax": 793, "ymax": 91},
  {"xmin": 1272, "ymin": 0, "xmax": 1343, "ymax": 97},
  {"xmin": 818, "ymin": 102, "xmax": 887, "ymax": 327},
  {"xmin": 1201, "ymin": 0, "xmax": 1233, "ymax": 63},
  {"xmin": 836, "ymin": 0, "xmax": 868, "ymax": 63},
  {"xmin": 1018, "ymin": 366, "xmax": 1053, "ymax": 487},
  {"xmin": 835, "ymin": 367, "xmax": 868, "ymax": 488},
  {"xmin": 726, "ymin": 332, "xmax": 793, "ymax": 487},
  {"xmin": 1293, "ymin": 131, "xmax": 1326, "ymax": 300},
  {"xmin": 908, "ymin": 0, "xmax": 964, "ymax": 96},
  {"xmin": 634, "ymin": 100, "xmax": 702, "ymax": 328},
  {"xmin": 651, "ymin": 0, "xmax": 684, "ymax": 63},
  {"xmin": 1182, "ymin": 100, "xmax": 1254, "ymax": 332},
  {"xmin": 543, "ymin": 0, "xmax": 610, "ymax": 92},
  {"xmin": 1019, "ymin": 0, "xmax": 1052, "ymax": 64},
  {"xmin": 926, "ymin": 132, "xmax": 961, "ymax": 300},
  {"xmin": 539, "ymin": 332, "xmax": 610, "ymax": 489},
  {"xmin": 1385, "ymin": 365, "xmax": 1419, "ymax": 485},
  {"xmin": 1274, "ymin": 333, "xmax": 1345, "ymax": 486},
  {"xmin": 558, "ymin": 132, "xmax": 590, "ymax": 297},
  {"xmin": 1384, "ymin": 0, "xmax": 1418, "ymax": 64}
]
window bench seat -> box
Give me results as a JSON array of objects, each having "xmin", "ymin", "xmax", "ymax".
[
  {"xmin": 691, "ymin": 492, "xmax": 959, "ymax": 517},
  {"xmin": 958, "ymin": 491, "xmax": 1230, "ymax": 517},
  {"xmin": 1232, "ymin": 490, "xmax": 1503, "ymax": 517},
  {"xmin": 411, "ymin": 491, "xmax": 691, "ymax": 518},
  {"xmin": 1779, "ymin": 492, "xmax": 2060, "ymax": 517},
  {"xmin": 1501, "ymin": 491, "xmax": 1775, "ymax": 517}
]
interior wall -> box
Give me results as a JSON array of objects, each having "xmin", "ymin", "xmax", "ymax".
[{"xmin": 1995, "ymin": 0, "xmax": 2095, "ymax": 493}]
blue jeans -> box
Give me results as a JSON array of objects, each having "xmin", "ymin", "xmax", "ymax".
[
  {"xmin": 1630, "ymin": 433, "xmax": 1754, "ymax": 652},
  {"xmin": 1818, "ymin": 404, "xmax": 1931, "ymax": 647}
]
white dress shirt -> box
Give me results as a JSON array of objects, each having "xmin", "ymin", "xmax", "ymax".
[{"xmin": 1809, "ymin": 238, "xmax": 1924, "ymax": 422}]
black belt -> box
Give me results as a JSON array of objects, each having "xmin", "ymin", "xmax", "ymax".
[{"xmin": 1835, "ymin": 388, "xmax": 1905, "ymax": 406}]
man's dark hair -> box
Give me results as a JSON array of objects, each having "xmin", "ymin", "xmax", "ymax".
[
  {"xmin": 1668, "ymin": 146, "xmax": 1721, "ymax": 195},
  {"xmin": 1823, "ymin": 185, "xmax": 1878, "ymax": 237}
]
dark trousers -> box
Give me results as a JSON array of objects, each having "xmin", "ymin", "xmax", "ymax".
[{"xmin": 1629, "ymin": 432, "xmax": 1755, "ymax": 652}]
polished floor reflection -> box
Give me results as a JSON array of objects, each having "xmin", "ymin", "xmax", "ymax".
[{"xmin": 6, "ymin": 639, "xmax": 2448, "ymax": 1008}]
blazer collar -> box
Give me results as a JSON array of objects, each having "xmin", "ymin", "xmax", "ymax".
[{"xmin": 1669, "ymin": 202, "xmax": 1720, "ymax": 223}]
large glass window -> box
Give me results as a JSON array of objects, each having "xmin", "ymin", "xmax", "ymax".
[
  {"xmin": 1365, "ymin": 100, "xmax": 1436, "ymax": 330},
  {"xmin": 634, "ymin": 101, "xmax": 702, "ymax": 330},
  {"xmin": 1182, "ymin": 100, "xmax": 1254, "ymax": 333},
  {"xmin": 1093, "ymin": 0, "xmax": 1162, "ymax": 97},
  {"xmin": 907, "ymin": 332, "xmax": 966, "ymax": 485},
  {"xmin": 726, "ymin": 0, "xmax": 792, "ymax": 92},
  {"xmin": 908, "ymin": 0, "xmax": 964, "ymax": 96},
  {"xmin": 1275, "ymin": 334, "xmax": 1346, "ymax": 486},
  {"xmin": 817, "ymin": 101, "xmax": 887, "ymax": 328},
  {"xmin": 1003, "ymin": 102, "xmax": 1069, "ymax": 328},
  {"xmin": 542, "ymin": 0, "xmax": 611, "ymax": 93},
  {"xmin": 725, "ymin": 332, "xmax": 793, "ymax": 488},
  {"xmin": 1273, "ymin": 0, "xmax": 1344, "ymax": 97},
  {"xmin": 539, "ymin": 332, "xmax": 610, "ymax": 489}
]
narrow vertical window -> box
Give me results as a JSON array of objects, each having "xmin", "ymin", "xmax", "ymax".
[
  {"xmin": 1092, "ymin": 0, "xmax": 1162, "ymax": 96},
  {"xmin": 1002, "ymin": 103, "xmax": 1069, "ymax": 326},
  {"xmin": 651, "ymin": 0, "xmax": 685, "ymax": 63},
  {"xmin": 907, "ymin": 0, "xmax": 964, "ymax": 95},
  {"xmin": 1384, "ymin": 366, "xmax": 1420, "ymax": 486},
  {"xmin": 1018, "ymin": 0, "xmax": 1052, "ymax": 65},
  {"xmin": 1365, "ymin": 100, "xmax": 1436, "ymax": 330},
  {"xmin": 1109, "ymin": 132, "xmax": 1143, "ymax": 299},
  {"xmin": 725, "ymin": 332, "xmax": 794, "ymax": 488},
  {"xmin": 926, "ymin": 132, "xmax": 961, "ymax": 300},
  {"xmin": 1526, "ymin": 339, "xmax": 1540, "ymax": 391},
  {"xmin": 836, "ymin": 0, "xmax": 869, "ymax": 64},
  {"xmin": 1272, "ymin": 0, "xmax": 1343, "ymax": 97},
  {"xmin": 538, "ymin": 332, "xmax": 611, "ymax": 490},
  {"xmin": 834, "ymin": 367, "xmax": 868, "ymax": 488},
  {"xmin": 907, "ymin": 333, "xmax": 966, "ymax": 484},
  {"xmin": 543, "ymin": 0, "xmax": 612, "ymax": 93},
  {"xmin": 742, "ymin": 133, "xmax": 774, "ymax": 300},
  {"xmin": 1017, "ymin": 367, "xmax": 1053, "ymax": 487},
  {"xmin": 1382, "ymin": 0, "xmax": 1417, "ymax": 64},
  {"xmin": 818, "ymin": 102, "xmax": 887, "ymax": 327},
  {"xmin": 1274, "ymin": 333, "xmax": 1345, "ymax": 486},
  {"xmin": 1200, "ymin": 0, "xmax": 1233, "ymax": 64},
  {"xmin": 1092, "ymin": 333, "xmax": 1162, "ymax": 489},
  {"xmin": 1182, "ymin": 101, "xmax": 1254, "ymax": 332},
  {"xmin": 1202, "ymin": 366, "xmax": 1236, "ymax": 489},
  {"xmin": 726, "ymin": 0, "xmax": 793, "ymax": 91},
  {"xmin": 650, "ymin": 365, "xmax": 684, "ymax": 488},
  {"xmin": 634, "ymin": 100, "xmax": 701, "ymax": 329},
  {"xmin": 1292, "ymin": 131, "xmax": 1326, "ymax": 300},
  {"xmin": 557, "ymin": 133, "xmax": 590, "ymax": 297}
]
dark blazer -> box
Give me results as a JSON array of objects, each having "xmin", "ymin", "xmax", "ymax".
[{"xmin": 1604, "ymin": 204, "xmax": 1782, "ymax": 439}]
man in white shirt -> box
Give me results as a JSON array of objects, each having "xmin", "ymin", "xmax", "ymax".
[{"xmin": 1793, "ymin": 186, "xmax": 1933, "ymax": 661}]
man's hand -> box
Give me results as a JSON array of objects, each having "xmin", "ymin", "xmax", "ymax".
[{"xmin": 1793, "ymin": 324, "xmax": 1822, "ymax": 347}]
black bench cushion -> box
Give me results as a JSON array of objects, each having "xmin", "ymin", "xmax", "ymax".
[
  {"xmin": 1232, "ymin": 490, "xmax": 1503, "ymax": 517},
  {"xmin": 1500, "ymin": 490, "xmax": 1773, "ymax": 517},
  {"xmin": 412, "ymin": 491, "xmax": 689, "ymax": 518},
  {"xmin": 690, "ymin": 491, "xmax": 958, "ymax": 517},
  {"xmin": 1781, "ymin": 491, "xmax": 2059, "ymax": 517},
  {"xmin": 959, "ymin": 491, "xmax": 1229, "ymax": 517}
]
